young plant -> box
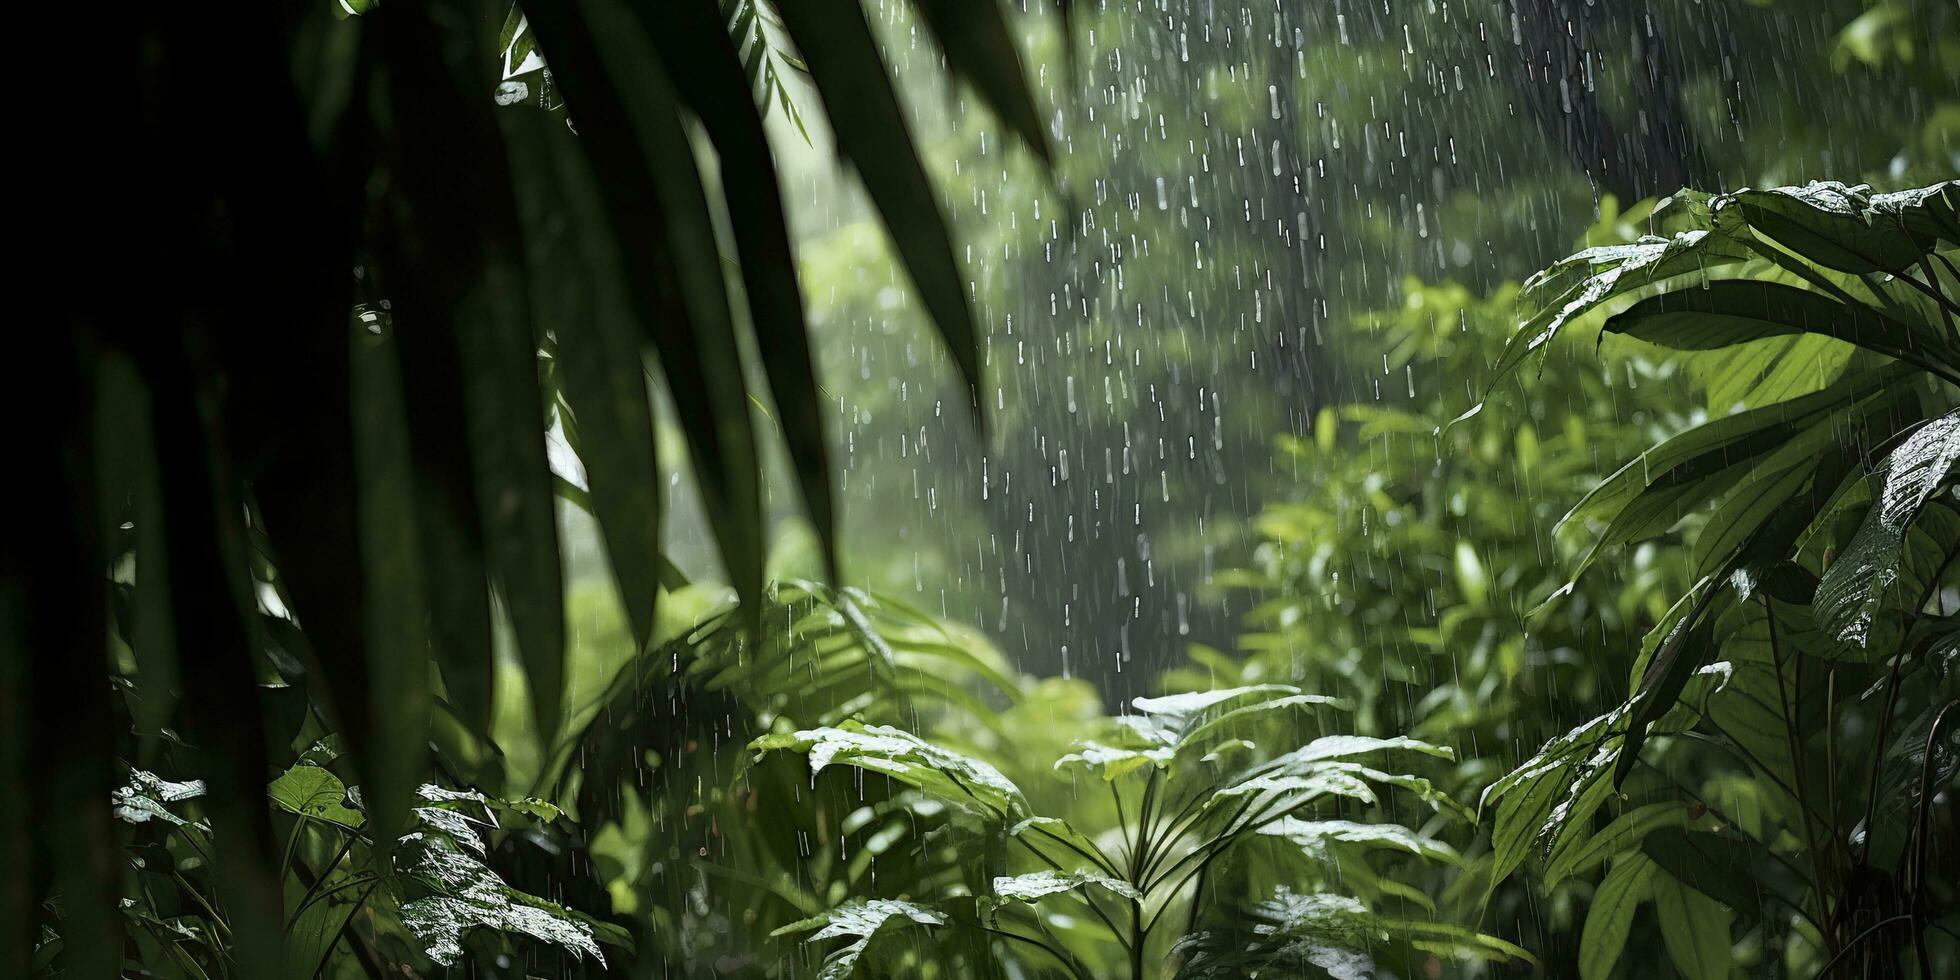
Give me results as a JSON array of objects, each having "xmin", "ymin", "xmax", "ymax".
[
  {"xmin": 1478, "ymin": 179, "xmax": 1960, "ymax": 978},
  {"xmin": 753, "ymin": 685, "xmax": 1528, "ymax": 978}
]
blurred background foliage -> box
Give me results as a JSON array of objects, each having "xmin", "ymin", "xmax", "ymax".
[{"xmin": 14, "ymin": 0, "xmax": 1959, "ymax": 977}]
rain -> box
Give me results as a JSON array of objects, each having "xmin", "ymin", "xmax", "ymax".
[{"xmin": 23, "ymin": 0, "xmax": 1960, "ymax": 978}]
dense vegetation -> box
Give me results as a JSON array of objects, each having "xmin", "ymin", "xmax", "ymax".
[{"xmin": 14, "ymin": 0, "xmax": 1958, "ymax": 978}]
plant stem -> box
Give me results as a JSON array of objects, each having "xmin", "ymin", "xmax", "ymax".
[
  {"xmin": 962, "ymin": 919, "xmax": 1095, "ymax": 980},
  {"xmin": 1765, "ymin": 601, "xmax": 1835, "ymax": 931},
  {"xmin": 1810, "ymin": 914, "xmax": 1914, "ymax": 978},
  {"xmin": 1908, "ymin": 701, "xmax": 1956, "ymax": 979}
]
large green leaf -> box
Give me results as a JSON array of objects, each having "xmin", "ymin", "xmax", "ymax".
[
  {"xmin": 642, "ymin": 0, "xmax": 840, "ymax": 582},
  {"xmin": 1559, "ymin": 363, "xmax": 1907, "ymax": 542},
  {"xmin": 1256, "ymin": 817, "xmax": 1460, "ymax": 864},
  {"xmin": 1640, "ymin": 827, "xmax": 1768, "ymax": 914},
  {"xmin": 1607, "ymin": 280, "xmax": 1958, "ymax": 383},
  {"xmin": 751, "ymin": 720, "xmax": 1028, "ymax": 818},
  {"xmin": 521, "ymin": 0, "xmax": 767, "ymax": 617},
  {"xmin": 1054, "ymin": 685, "xmax": 1342, "ymax": 780},
  {"xmin": 395, "ymin": 802, "xmax": 607, "ymax": 966},
  {"xmin": 1816, "ymin": 412, "xmax": 1960, "ymax": 652},
  {"xmin": 348, "ymin": 312, "xmax": 434, "ymax": 840},
  {"xmin": 1480, "ymin": 707, "xmax": 1623, "ymax": 895},
  {"xmin": 1544, "ymin": 802, "xmax": 1699, "ymax": 888},
  {"xmin": 1727, "ymin": 180, "xmax": 1959, "ymax": 275},
  {"xmin": 988, "ymin": 869, "xmax": 1140, "ymax": 905},
  {"xmin": 1653, "ymin": 871, "xmax": 1733, "ymax": 980},
  {"xmin": 267, "ymin": 764, "xmax": 363, "ymax": 829},
  {"xmin": 1464, "ymin": 203, "xmax": 1756, "ymax": 415},
  {"xmin": 1578, "ymin": 853, "xmax": 1658, "ymax": 980},
  {"xmin": 771, "ymin": 899, "xmax": 946, "ymax": 980},
  {"xmin": 503, "ymin": 108, "xmax": 664, "ymax": 654},
  {"xmin": 774, "ymin": 0, "xmax": 986, "ymax": 416}
]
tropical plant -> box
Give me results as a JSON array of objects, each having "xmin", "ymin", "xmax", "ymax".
[
  {"xmin": 484, "ymin": 578, "xmax": 1036, "ymax": 976},
  {"xmin": 1202, "ymin": 212, "xmax": 1701, "ymax": 968},
  {"xmin": 80, "ymin": 757, "xmax": 627, "ymax": 978},
  {"xmin": 22, "ymin": 0, "xmax": 1051, "ymax": 973},
  {"xmin": 1476, "ymin": 179, "xmax": 1960, "ymax": 978},
  {"xmin": 753, "ymin": 685, "xmax": 1529, "ymax": 978}
]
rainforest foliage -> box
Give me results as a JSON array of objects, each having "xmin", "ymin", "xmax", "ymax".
[{"xmin": 15, "ymin": 0, "xmax": 1960, "ymax": 978}]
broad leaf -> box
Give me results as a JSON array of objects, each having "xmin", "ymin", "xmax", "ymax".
[
  {"xmin": 1467, "ymin": 207, "xmax": 1755, "ymax": 411},
  {"xmin": 989, "ymin": 869, "xmax": 1140, "ymax": 904},
  {"xmin": 1257, "ymin": 817, "xmax": 1460, "ymax": 864},
  {"xmin": 267, "ymin": 765, "xmax": 363, "ymax": 829},
  {"xmin": 772, "ymin": 899, "xmax": 946, "ymax": 980},
  {"xmin": 1544, "ymin": 802, "xmax": 1699, "ymax": 888},
  {"xmin": 1054, "ymin": 740, "xmax": 1171, "ymax": 781},
  {"xmin": 641, "ymin": 0, "xmax": 840, "ymax": 582},
  {"xmin": 1607, "ymin": 280, "xmax": 1957, "ymax": 383},
  {"xmin": 504, "ymin": 110, "xmax": 664, "ymax": 654},
  {"xmin": 1653, "ymin": 870, "xmax": 1734, "ymax": 980},
  {"xmin": 1727, "ymin": 180, "xmax": 1959, "ymax": 275},
  {"xmin": 395, "ymin": 806, "xmax": 606, "ymax": 966},
  {"xmin": 1816, "ymin": 413, "xmax": 1960, "ymax": 652},
  {"xmin": 1578, "ymin": 854, "xmax": 1658, "ymax": 980},
  {"xmin": 751, "ymin": 721, "xmax": 1027, "ymax": 818}
]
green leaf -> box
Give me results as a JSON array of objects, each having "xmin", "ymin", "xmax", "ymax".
[
  {"xmin": 1249, "ymin": 889, "xmax": 1382, "ymax": 949},
  {"xmin": 1256, "ymin": 817, "xmax": 1460, "ymax": 864},
  {"xmin": 1653, "ymin": 870, "xmax": 1734, "ymax": 980},
  {"xmin": 395, "ymin": 805, "xmax": 606, "ymax": 965},
  {"xmin": 1481, "ymin": 708, "xmax": 1624, "ymax": 896},
  {"xmin": 1058, "ymin": 685, "xmax": 1341, "ymax": 779},
  {"xmin": 1467, "ymin": 211, "xmax": 1756, "ymax": 413},
  {"xmin": 1640, "ymin": 827, "xmax": 1768, "ymax": 914},
  {"xmin": 504, "ymin": 108, "xmax": 664, "ymax": 654},
  {"xmin": 1560, "ymin": 363, "xmax": 1905, "ymax": 543},
  {"xmin": 1215, "ymin": 759, "xmax": 1468, "ymax": 825},
  {"xmin": 1607, "ymin": 280, "xmax": 1957, "ymax": 382},
  {"xmin": 1544, "ymin": 802, "xmax": 1697, "ymax": 888},
  {"xmin": 988, "ymin": 869, "xmax": 1141, "ymax": 904},
  {"xmin": 1687, "ymin": 439, "xmax": 1856, "ymax": 582},
  {"xmin": 1726, "ymin": 180, "xmax": 1958, "ymax": 275},
  {"xmin": 1579, "ymin": 853, "xmax": 1659, "ymax": 980},
  {"xmin": 1008, "ymin": 816, "xmax": 1111, "ymax": 869},
  {"xmin": 1817, "ymin": 412, "xmax": 1960, "ymax": 652},
  {"xmin": 94, "ymin": 355, "xmax": 176, "ymax": 738},
  {"xmin": 1249, "ymin": 888, "xmax": 1530, "ymax": 968},
  {"xmin": 774, "ymin": 0, "xmax": 986, "ymax": 417},
  {"xmin": 641, "ymin": 0, "xmax": 840, "ymax": 583},
  {"xmin": 771, "ymin": 899, "xmax": 946, "ymax": 980},
  {"xmin": 1053, "ymin": 740, "xmax": 1171, "ymax": 780},
  {"xmin": 751, "ymin": 721, "xmax": 1027, "ymax": 818},
  {"xmin": 348, "ymin": 312, "xmax": 434, "ymax": 841},
  {"xmin": 268, "ymin": 765, "xmax": 364, "ymax": 829},
  {"xmin": 1130, "ymin": 684, "xmax": 1307, "ymax": 732},
  {"xmin": 521, "ymin": 0, "xmax": 766, "ymax": 618}
]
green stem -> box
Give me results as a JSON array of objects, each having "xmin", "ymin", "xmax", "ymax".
[
  {"xmin": 287, "ymin": 826, "xmax": 361, "ymax": 928},
  {"xmin": 959, "ymin": 918, "xmax": 1095, "ymax": 980},
  {"xmin": 1810, "ymin": 914, "xmax": 1914, "ymax": 978}
]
